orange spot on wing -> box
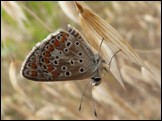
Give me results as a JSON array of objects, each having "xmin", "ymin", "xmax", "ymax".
[
  {"xmin": 43, "ymin": 58, "xmax": 50, "ymax": 64},
  {"xmin": 51, "ymin": 71, "xmax": 60, "ymax": 78},
  {"xmin": 54, "ymin": 40, "xmax": 60, "ymax": 47},
  {"xmin": 31, "ymin": 71, "xmax": 37, "ymax": 77},
  {"xmin": 62, "ymin": 36, "xmax": 66, "ymax": 43},
  {"xmin": 48, "ymin": 45, "xmax": 54, "ymax": 52},
  {"xmin": 47, "ymin": 65, "xmax": 54, "ymax": 72},
  {"xmin": 31, "ymin": 63, "xmax": 37, "ymax": 69},
  {"xmin": 61, "ymin": 33, "xmax": 68, "ymax": 43},
  {"xmin": 45, "ymin": 51, "xmax": 50, "ymax": 57},
  {"xmin": 63, "ymin": 32, "xmax": 69, "ymax": 37}
]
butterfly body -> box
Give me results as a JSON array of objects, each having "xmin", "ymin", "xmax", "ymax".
[{"xmin": 21, "ymin": 25, "xmax": 103, "ymax": 86}]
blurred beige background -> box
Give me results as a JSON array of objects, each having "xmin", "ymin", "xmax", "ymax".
[{"xmin": 1, "ymin": 1, "xmax": 161, "ymax": 120}]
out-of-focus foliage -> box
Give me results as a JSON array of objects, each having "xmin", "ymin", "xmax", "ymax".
[{"xmin": 1, "ymin": 1, "xmax": 161, "ymax": 120}]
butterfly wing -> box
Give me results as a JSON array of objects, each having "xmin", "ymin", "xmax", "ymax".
[
  {"xmin": 21, "ymin": 25, "xmax": 98, "ymax": 81},
  {"xmin": 20, "ymin": 33, "xmax": 57, "ymax": 81}
]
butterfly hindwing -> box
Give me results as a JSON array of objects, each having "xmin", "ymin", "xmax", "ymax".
[{"xmin": 21, "ymin": 25, "xmax": 98, "ymax": 81}]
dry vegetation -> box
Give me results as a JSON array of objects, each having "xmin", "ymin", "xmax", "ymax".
[{"xmin": 1, "ymin": 1, "xmax": 161, "ymax": 120}]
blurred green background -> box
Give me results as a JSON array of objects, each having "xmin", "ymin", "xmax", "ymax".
[{"xmin": 1, "ymin": 1, "xmax": 161, "ymax": 120}]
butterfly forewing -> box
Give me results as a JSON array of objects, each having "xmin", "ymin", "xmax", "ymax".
[{"xmin": 21, "ymin": 25, "xmax": 98, "ymax": 81}]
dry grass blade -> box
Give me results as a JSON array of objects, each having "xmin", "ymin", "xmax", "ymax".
[
  {"xmin": 9, "ymin": 58, "xmax": 25, "ymax": 95},
  {"xmin": 74, "ymin": 1, "xmax": 125, "ymax": 89},
  {"xmin": 58, "ymin": 1, "xmax": 92, "ymax": 24},
  {"xmin": 74, "ymin": 2, "xmax": 152, "ymax": 75},
  {"xmin": 20, "ymin": 2, "xmax": 53, "ymax": 32},
  {"xmin": 1, "ymin": 1, "xmax": 28, "ymax": 29}
]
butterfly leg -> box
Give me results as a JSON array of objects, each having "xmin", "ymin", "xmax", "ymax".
[
  {"xmin": 79, "ymin": 79, "xmax": 98, "ymax": 117},
  {"xmin": 103, "ymin": 49, "xmax": 121, "ymax": 72},
  {"xmin": 79, "ymin": 80, "xmax": 91, "ymax": 112}
]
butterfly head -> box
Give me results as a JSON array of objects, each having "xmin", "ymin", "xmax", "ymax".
[{"xmin": 91, "ymin": 76, "xmax": 101, "ymax": 86}]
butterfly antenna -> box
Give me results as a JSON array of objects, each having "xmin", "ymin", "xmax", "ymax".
[
  {"xmin": 98, "ymin": 38, "xmax": 104, "ymax": 55},
  {"xmin": 79, "ymin": 80, "xmax": 91, "ymax": 111},
  {"xmin": 108, "ymin": 49, "xmax": 121, "ymax": 70}
]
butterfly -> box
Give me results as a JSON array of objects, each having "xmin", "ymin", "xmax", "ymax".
[
  {"xmin": 20, "ymin": 24, "xmax": 121, "ymax": 117},
  {"xmin": 21, "ymin": 24, "xmax": 103, "ymax": 86}
]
